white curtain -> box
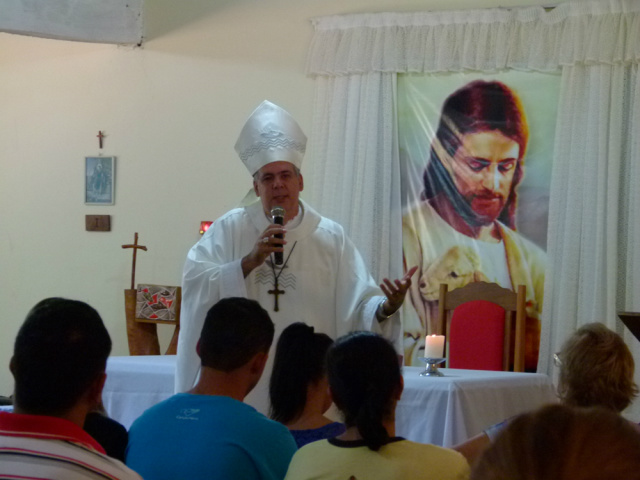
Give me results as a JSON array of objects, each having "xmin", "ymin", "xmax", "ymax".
[
  {"xmin": 307, "ymin": 2, "xmax": 640, "ymax": 75},
  {"xmin": 306, "ymin": 0, "xmax": 640, "ymax": 415},
  {"xmin": 308, "ymin": 73, "xmax": 401, "ymax": 282},
  {"xmin": 541, "ymin": 63, "xmax": 640, "ymax": 412}
]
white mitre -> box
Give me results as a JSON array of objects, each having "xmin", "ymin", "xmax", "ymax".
[{"xmin": 234, "ymin": 100, "xmax": 307, "ymax": 176}]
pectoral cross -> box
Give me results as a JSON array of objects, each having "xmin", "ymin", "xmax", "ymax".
[
  {"xmin": 268, "ymin": 280, "xmax": 285, "ymax": 312},
  {"xmin": 122, "ymin": 232, "xmax": 148, "ymax": 290}
]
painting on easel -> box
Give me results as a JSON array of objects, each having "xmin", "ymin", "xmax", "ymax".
[
  {"xmin": 85, "ymin": 156, "xmax": 115, "ymax": 205},
  {"xmin": 136, "ymin": 285, "xmax": 180, "ymax": 322}
]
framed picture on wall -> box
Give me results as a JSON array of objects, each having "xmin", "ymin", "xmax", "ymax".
[{"xmin": 85, "ymin": 156, "xmax": 115, "ymax": 205}]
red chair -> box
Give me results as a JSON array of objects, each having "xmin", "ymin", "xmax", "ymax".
[{"xmin": 438, "ymin": 282, "xmax": 526, "ymax": 372}]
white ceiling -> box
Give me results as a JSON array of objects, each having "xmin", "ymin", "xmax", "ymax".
[{"xmin": 0, "ymin": 0, "xmax": 144, "ymax": 45}]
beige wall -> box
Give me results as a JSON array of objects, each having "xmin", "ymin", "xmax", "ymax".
[{"xmin": 0, "ymin": 0, "xmax": 558, "ymax": 396}]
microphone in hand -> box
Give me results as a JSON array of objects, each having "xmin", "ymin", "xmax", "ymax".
[{"xmin": 271, "ymin": 206, "xmax": 285, "ymax": 265}]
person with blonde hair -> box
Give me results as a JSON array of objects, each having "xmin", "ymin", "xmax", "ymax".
[
  {"xmin": 556, "ymin": 322, "xmax": 638, "ymax": 411},
  {"xmin": 454, "ymin": 322, "xmax": 639, "ymax": 464},
  {"xmin": 470, "ymin": 404, "xmax": 640, "ymax": 480}
]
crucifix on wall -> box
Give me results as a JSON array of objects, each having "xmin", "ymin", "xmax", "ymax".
[{"xmin": 97, "ymin": 130, "xmax": 105, "ymax": 149}]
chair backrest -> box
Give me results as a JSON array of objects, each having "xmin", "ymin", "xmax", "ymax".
[
  {"xmin": 438, "ymin": 282, "xmax": 526, "ymax": 372},
  {"xmin": 448, "ymin": 300, "xmax": 506, "ymax": 370}
]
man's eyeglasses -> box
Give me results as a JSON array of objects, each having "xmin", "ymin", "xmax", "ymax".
[{"xmin": 553, "ymin": 353, "xmax": 562, "ymax": 367}]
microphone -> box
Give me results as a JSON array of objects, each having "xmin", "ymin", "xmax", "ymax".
[{"xmin": 271, "ymin": 206, "xmax": 285, "ymax": 265}]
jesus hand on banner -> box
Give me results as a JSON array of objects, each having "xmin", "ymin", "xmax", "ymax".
[{"xmin": 377, "ymin": 265, "xmax": 418, "ymax": 319}]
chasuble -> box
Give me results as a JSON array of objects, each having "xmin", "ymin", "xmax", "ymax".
[{"xmin": 175, "ymin": 200, "xmax": 400, "ymax": 413}]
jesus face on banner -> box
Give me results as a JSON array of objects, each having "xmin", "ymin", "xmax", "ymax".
[
  {"xmin": 447, "ymin": 130, "xmax": 519, "ymax": 225},
  {"xmin": 399, "ymin": 73, "xmax": 558, "ymax": 369}
]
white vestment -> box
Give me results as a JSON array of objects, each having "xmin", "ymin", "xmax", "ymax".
[{"xmin": 175, "ymin": 199, "xmax": 400, "ymax": 413}]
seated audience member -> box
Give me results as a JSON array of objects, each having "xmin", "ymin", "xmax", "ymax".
[
  {"xmin": 0, "ymin": 396, "xmax": 128, "ymax": 462},
  {"xmin": 470, "ymin": 404, "xmax": 640, "ymax": 480},
  {"xmin": 284, "ymin": 331, "xmax": 470, "ymax": 480},
  {"xmin": 555, "ymin": 322, "xmax": 638, "ymax": 412},
  {"xmin": 84, "ymin": 403, "xmax": 129, "ymax": 462},
  {"xmin": 0, "ymin": 298, "xmax": 141, "ymax": 480},
  {"xmin": 126, "ymin": 297, "xmax": 297, "ymax": 480},
  {"xmin": 454, "ymin": 322, "xmax": 639, "ymax": 465},
  {"xmin": 270, "ymin": 322, "xmax": 345, "ymax": 447}
]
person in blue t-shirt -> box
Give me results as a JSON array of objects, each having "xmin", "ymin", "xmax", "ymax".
[{"xmin": 126, "ymin": 297, "xmax": 297, "ymax": 480}]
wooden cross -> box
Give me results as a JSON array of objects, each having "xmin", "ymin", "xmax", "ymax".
[
  {"xmin": 268, "ymin": 281, "xmax": 285, "ymax": 312},
  {"xmin": 122, "ymin": 232, "xmax": 148, "ymax": 290},
  {"xmin": 97, "ymin": 131, "xmax": 105, "ymax": 149}
]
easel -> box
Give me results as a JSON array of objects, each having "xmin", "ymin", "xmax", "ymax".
[{"xmin": 122, "ymin": 233, "xmax": 181, "ymax": 355}]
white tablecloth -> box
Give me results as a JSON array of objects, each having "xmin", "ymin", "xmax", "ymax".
[
  {"xmin": 103, "ymin": 356, "xmax": 176, "ymax": 430},
  {"xmin": 397, "ymin": 366, "xmax": 557, "ymax": 446},
  {"xmin": 103, "ymin": 356, "xmax": 557, "ymax": 446}
]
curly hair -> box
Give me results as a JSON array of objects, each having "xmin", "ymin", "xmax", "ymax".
[{"xmin": 557, "ymin": 323, "xmax": 638, "ymax": 412}]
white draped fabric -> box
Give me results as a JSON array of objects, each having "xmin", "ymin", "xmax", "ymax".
[
  {"xmin": 309, "ymin": 73, "xmax": 402, "ymax": 285},
  {"xmin": 542, "ymin": 63, "xmax": 640, "ymax": 380},
  {"xmin": 307, "ymin": 2, "xmax": 640, "ymax": 75},
  {"xmin": 305, "ymin": 0, "xmax": 640, "ymax": 418}
]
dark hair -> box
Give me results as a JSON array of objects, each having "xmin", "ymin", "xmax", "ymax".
[
  {"xmin": 327, "ymin": 331, "xmax": 401, "ymax": 451},
  {"xmin": 269, "ymin": 322, "xmax": 333, "ymax": 423},
  {"xmin": 424, "ymin": 80, "xmax": 528, "ymax": 229},
  {"xmin": 198, "ymin": 297, "xmax": 274, "ymax": 371},
  {"xmin": 12, "ymin": 297, "xmax": 112, "ymax": 415},
  {"xmin": 471, "ymin": 404, "xmax": 640, "ymax": 480},
  {"xmin": 558, "ymin": 323, "xmax": 638, "ymax": 412}
]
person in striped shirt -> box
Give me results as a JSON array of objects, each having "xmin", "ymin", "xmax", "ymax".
[{"xmin": 0, "ymin": 297, "xmax": 142, "ymax": 480}]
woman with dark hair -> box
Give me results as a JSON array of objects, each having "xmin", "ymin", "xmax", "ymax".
[
  {"xmin": 284, "ymin": 331, "xmax": 470, "ymax": 480},
  {"xmin": 269, "ymin": 323, "xmax": 345, "ymax": 447}
]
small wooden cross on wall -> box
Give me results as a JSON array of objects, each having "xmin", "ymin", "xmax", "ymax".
[
  {"xmin": 97, "ymin": 131, "xmax": 105, "ymax": 149},
  {"xmin": 122, "ymin": 232, "xmax": 148, "ymax": 290}
]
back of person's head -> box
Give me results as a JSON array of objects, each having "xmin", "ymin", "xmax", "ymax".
[
  {"xmin": 269, "ymin": 322, "xmax": 333, "ymax": 423},
  {"xmin": 327, "ymin": 331, "xmax": 402, "ymax": 451},
  {"xmin": 12, "ymin": 297, "xmax": 112, "ymax": 416},
  {"xmin": 471, "ymin": 404, "xmax": 640, "ymax": 480},
  {"xmin": 558, "ymin": 322, "xmax": 638, "ymax": 412},
  {"xmin": 198, "ymin": 297, "xmax": 274, "ymax": 371}
]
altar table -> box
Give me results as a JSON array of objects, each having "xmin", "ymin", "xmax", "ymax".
[
  {"xmin": 103, "ymin": 356, "xmax": 557, "ymax": 446},
  {"xmin": 397, "ymin": 366, "xmax": 557, "ymax": 446}
]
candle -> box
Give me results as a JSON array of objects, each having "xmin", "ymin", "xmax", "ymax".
[{"xmin": 424, "ymin": 334, "xmax": 445, "ymax": 359}]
